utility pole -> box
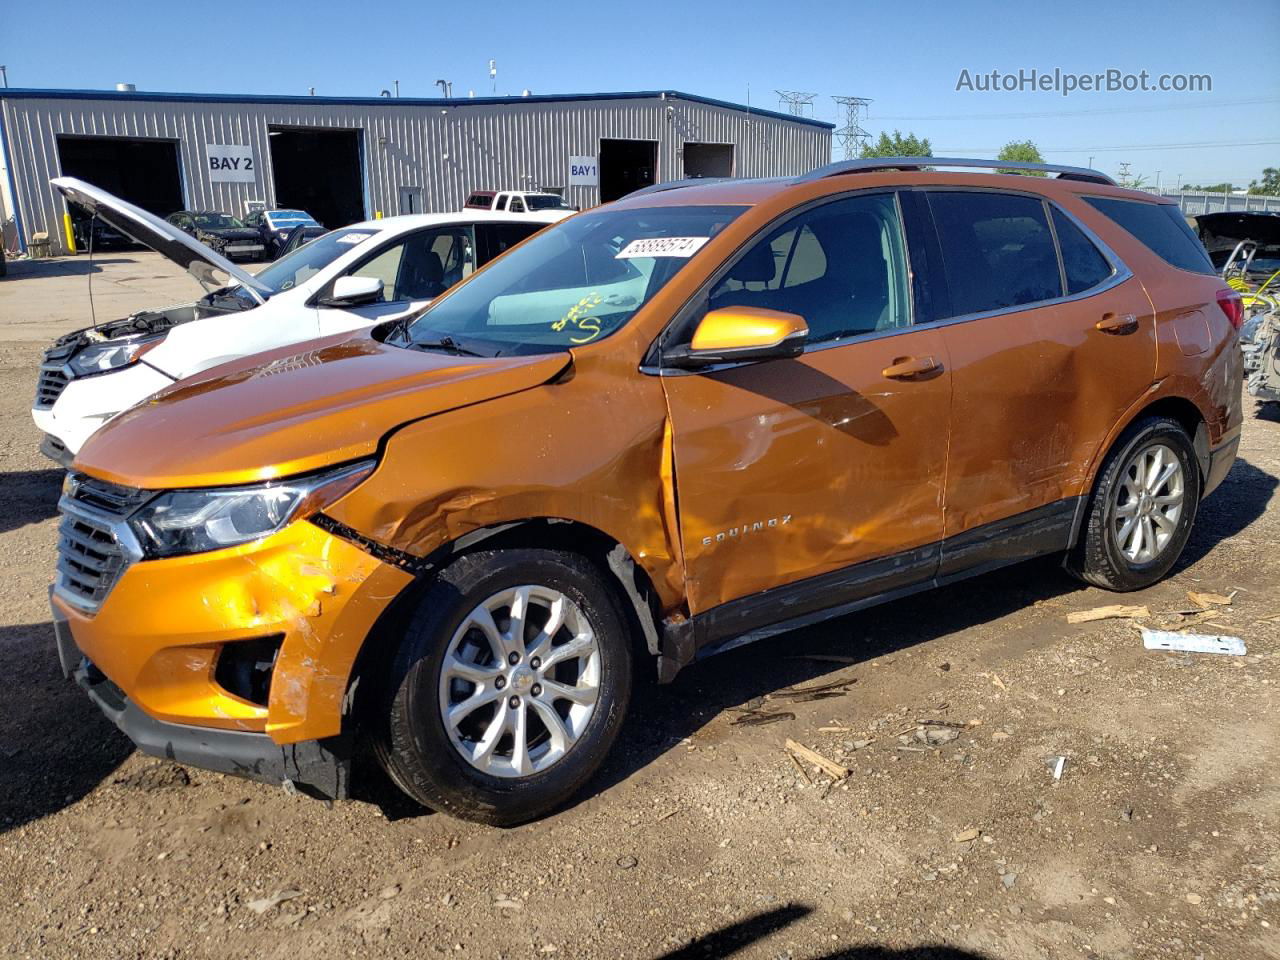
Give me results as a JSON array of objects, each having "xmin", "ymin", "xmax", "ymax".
[
  {"xmin": 0, "ymin": 66, "xmax": 8, "ymax": 89},
  {"xmin": 832, "ymin": 96, "xmax": 873, "ymax": 159},
  {"xmin": 1117, "ymin": 161, "xmax": 1132, "ymax": 186},
  {"xmin": 1087, "ymin": 155, "xmax": 1094, "ymax": 169},
  {"xmin": 1155, "ymin": 170, "xmax": 1162, "ymax": 192}
]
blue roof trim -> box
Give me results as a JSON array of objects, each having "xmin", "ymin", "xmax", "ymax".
[{"xmin": 0, "ymin": 87, "xmax": 834, "ymax": 130}]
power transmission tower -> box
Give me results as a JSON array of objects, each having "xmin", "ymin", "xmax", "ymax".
[
  {"xmin": 775, "ymin": 90, "xmax": 818, "ymax": 117},
  {"xmin": 833, "ymin": 95, "xmax": 873, "ymax": 159}
]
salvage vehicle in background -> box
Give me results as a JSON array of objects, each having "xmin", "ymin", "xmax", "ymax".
[
  {"xmin": 51, "ymin": 159, "xmax": 1241, "ymax": 826},
  {"xmin": 276, "ymin": 222, "xmax": 328, "ymax": 259},
  {"xmin": 164, "ymin": 210, "xmax": 264, "ymax": 261},
  {"xmin": 32, "ymin": 177, "xmax": 561, "ymax": 463},
  {"xmin": 464, "ymin": 189, "xmax": 576, "ymax": 215},
  {"xmin": 243, "ymin": 208, "xmax": 323, "ymax": 260}
]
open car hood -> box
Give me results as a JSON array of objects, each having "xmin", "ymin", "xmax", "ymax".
[
  {"xmin": 51, "ymin": 177, "xmax": 270, "ymax": 303},
  {"xmin": 1195, "ymin": 212, "xmax": 1280, "ymax": 247}
]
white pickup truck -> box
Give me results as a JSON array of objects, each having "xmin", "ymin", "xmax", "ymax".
[{"xmin": 464, "ymin": 190, "xmax": 576, "ymax": 215}]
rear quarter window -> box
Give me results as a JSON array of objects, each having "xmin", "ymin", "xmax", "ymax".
[
  {"xmin": 1050, "ymin": 207, "xmax": 1114, "ymax": 294},
  {"xmin": 1083, "ymin": 196, "xmax": 1215, "ymax": 276}
]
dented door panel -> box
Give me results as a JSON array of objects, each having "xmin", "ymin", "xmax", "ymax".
[{"xmin": 662, "ymin": 330, "xmax": 950, "ymax": 615}]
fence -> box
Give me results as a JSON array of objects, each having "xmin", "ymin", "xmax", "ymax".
[{"xmin": 1146, "ymin": 190, "xmax": 1280, "ymax": 216}]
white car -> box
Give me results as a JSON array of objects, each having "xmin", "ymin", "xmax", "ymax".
[{"xmin": 32, "ymin": 178, "xmax": 567, "ymax": 464}]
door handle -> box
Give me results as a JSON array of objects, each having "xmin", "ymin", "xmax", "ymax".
[
  {"xmin": 882, "ymin": 355, "xmax": 942, "ymax": 380},
  {"xmin": 1096, "ymin": 313, "xmax": 1139, "ymax": 335}
]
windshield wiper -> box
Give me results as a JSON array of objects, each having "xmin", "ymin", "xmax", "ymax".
[{"xmin": 409, "ymin": 335, "xmax": 486, "ymax": 358}]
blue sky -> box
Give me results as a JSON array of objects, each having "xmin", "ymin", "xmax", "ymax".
[{"xmin": 3, "ymin": 0, "xmax": 1277, "ymax": 187}]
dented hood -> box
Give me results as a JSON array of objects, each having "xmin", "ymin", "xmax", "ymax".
[
  {"xmin": 52, "ymin": 177, "xmax": 270, "ymax": 302},
  {"xmin": 74, "ymin": 333, "xmax": 571, "ymax": 488}
]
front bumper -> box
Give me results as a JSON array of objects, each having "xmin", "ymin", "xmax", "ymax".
[
  {"xmin": 51, "ymin": 518, "xmax": 413, "ymax": 744},
  {"xmin": 56, "ymin": 613, "xmax": 351, "ymax": 799}
]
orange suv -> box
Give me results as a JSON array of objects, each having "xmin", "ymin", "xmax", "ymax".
[{"xmin": 51, "ymin": 159, "xmax": 1242, "ymax": 824}]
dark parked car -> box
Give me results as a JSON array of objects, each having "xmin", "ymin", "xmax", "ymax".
[
  {"xmin": 276, "ymin": 223, "xmax": 328, "ymax": 258},
  {"xmin": 244, "ymin": 208, "xmax": 322, "ymax": 260},
  {"xmin": 164, "ymin": 211, "xmax": 264, "ymax": 261},
  {"xmin": 71, "ymin": 216, "xmax": 136, "ymax": 252}
]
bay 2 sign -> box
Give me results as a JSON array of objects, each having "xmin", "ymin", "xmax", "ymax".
[
  {"xmin": 568, "ymin": 156, "xmax": 598, "ymax": 187},
  {"xmin": 207, "ymin": 144, "xmax": 257, "ymax": 183}
]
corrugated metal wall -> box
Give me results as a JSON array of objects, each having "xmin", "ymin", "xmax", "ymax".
[{"xmin": 0, "ymin": 93, "xmax": 831, "ymax": 253}]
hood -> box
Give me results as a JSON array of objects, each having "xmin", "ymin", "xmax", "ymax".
[
  {"xmin": 74, "ymin": 333, "xmax": 571, "ymax": 489},
  {"xmin": 1195, "ymin": 212, "xmax": 1280, "ymax": 247},
  {"xmin": 51, "ymin": 177, "xmax": 270, "ymax": 303}
]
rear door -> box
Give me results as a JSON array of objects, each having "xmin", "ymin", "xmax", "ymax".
[
  {"xmin": 918, "ymin": 189, "xmax": 1156, "ymax": 572},
  {"xmin": 661, "ymin": 191, "xmax": 951, "ymax": 623}
]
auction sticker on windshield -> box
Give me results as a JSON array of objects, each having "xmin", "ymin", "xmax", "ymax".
[
  {"xmin": 615, "ymin": 236, "xmax": 709, "ymax": 259},
  {"xmin": 336, "ymin": 232, "xmax": 376, "ymax": 245}
]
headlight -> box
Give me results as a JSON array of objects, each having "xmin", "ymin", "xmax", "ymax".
[
  {"xmin": 128, "ymin": 460, "xmax": 375, "ymax": 558},
  {"xmin": 68, "ymin": 338, "xmax": 160, "ymax": 376}
]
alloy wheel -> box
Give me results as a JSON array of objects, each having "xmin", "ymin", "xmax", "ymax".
[
  {"xmin": 1112, "ymin": 442, "xmax": 1185, "ymax": 564},
  {"xmin": 438, "ymin": 585, "xmax": 601, "ymax": 778}
]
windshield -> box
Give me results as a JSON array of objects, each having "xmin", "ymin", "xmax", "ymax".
[
  {"xmin": 193, "ymin": 213, "xmax": 245, "ymax": 230},
  {"xmin": 525, "ymin": 195, "xmax": 573, "ymax": 211},
  {"xmin": 399, "ymin": 205, "xmax": 745, "ymax": 355},
  {"xmin": 267, "ymin": 210, "xmax": 318, "ymax": 228},
  {"xmin": 251, "ymin": 228, "xmax": 380, "ymax": 294}
]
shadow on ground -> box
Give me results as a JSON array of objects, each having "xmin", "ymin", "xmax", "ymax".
[
  {"xmin": 0, "ymin": 622, "xmax": 133, "ymax": 834},
  {"xmin": 651, "ymin": 905, "xmax": 989, "ymax": 959},
  {"xmin": 0, "ymin": 468, "xmax": 63, "ymax": 535},
  {"xmin": 3, "ymin": 256, "xmax": 140, "ymax": 280}
]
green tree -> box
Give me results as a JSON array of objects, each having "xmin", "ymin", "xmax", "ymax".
[
  {"xmin": 861, "ymin": 130, "xmax": 932, "ymax": 158},
  {"xmin": 1248, "ymin": 167, "xmax": 1280, "ymax": 196},
  {"xmin": 995, "ymin": 139, "xmax": 1046, "ymax": 175}
]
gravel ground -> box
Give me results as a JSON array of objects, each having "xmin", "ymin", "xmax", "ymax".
[{"xmin": 0, "ymin": 254, "xmax": 1277, "ymax": 960}]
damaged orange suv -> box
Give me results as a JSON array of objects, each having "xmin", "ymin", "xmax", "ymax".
[{"xmin": 53, "ymin": 159, "xmax": 1242, "ymax": 824}]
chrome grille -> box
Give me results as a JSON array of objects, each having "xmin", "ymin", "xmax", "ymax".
[
  {"xmin": 35, "ymin": 363, "xmax": 70, "ymax": 409},
  {"xmin": 53, "ymin": 475, "xmax": 152, "ymax": 613}
]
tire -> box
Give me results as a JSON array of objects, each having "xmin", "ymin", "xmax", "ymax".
[
  {"xmin": 373, "ymin": 549, "xmax": 633, "ymax": 826},
  {"xmin": 1068, "ymin": 416, "xmax": 1202, "ymax": 591}
]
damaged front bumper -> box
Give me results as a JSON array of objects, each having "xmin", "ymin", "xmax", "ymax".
[
  {"xmin": 50, "ymin": 519, "xmax": 413, "ymax": 796},
  {"xmin": 57, "ymin": 619, "xmax": 351, "ymax": 799}
]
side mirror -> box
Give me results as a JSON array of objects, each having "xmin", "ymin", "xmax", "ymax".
[
  {"xmin": 318, "ymin": 275, "xmax": 384, "ymax": 308},
  {"xmin": 665, "ymin": 307, "xmax": 808, "ymax": 369}
]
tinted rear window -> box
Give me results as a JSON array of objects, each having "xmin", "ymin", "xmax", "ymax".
[
  {"xmin": 927, "ymin": 191, "xmax": 1063, "ymax": 317},
  {"xmin": 1051, "ymin": 207, "xmax": 1114, "ymax": 294},
  {"xmin": 1083, "ymin": 196, "xmax": 1215, "ymax": 275}
]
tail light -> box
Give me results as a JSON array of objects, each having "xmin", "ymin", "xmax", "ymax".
[{"xmin": 1217, "ymin": 288, "xmax": 1244, "ymax": 331}]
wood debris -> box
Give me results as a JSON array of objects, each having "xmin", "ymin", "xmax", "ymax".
[
  {"xmin": 785, "ymin": 654, "xmax": 858, "ymax": 665},
  {"xmin": 1065, "ymin": 604, "xmax": 1150, "ymax": 624},
  {"xmin": 730, "ymin": 710, "xmax": 795, "ymax": 727},
  {"xmin": 768, "ymin": 678, "xmax": 855, "ymax": 703},
  {"xmin": 1187, "ymin": 590, "xmax": 1235, "ymax": 609},
  {"xmin": 953, "ymin": 828, "xmax": 981, "ymax": 843},
  {"xmin": 785, "ymin": 739, "xmax": 851, "ymax": 780}
]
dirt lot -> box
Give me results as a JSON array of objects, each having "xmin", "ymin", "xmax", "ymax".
[{"xmin": 0, "ymin": 253, "xmax": 1277, "ymax": 960}]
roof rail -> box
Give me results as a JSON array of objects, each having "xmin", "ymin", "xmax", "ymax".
[
  {"xmin": 623, "ymin": 176, "xmax": 735, "ymax": 199},
  {"xmin": 797, "ymin": 157, "xmax": 1116, "ymax": 186}
]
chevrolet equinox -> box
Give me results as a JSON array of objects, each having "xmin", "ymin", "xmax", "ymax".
[{"xmin": 51, "ymin": 158, "xmax": 1243, "ymax": 824}]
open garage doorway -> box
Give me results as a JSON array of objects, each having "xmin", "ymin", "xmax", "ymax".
[
  {"xmin": 56, "ymin": 135, "xmax": 183, "ymax": 245},
  {"xmin": 268, "ymin": 126, "xmax": 365, "ymax": 228},
  {"xmin": 599, "ymin": 139, "xmax": 657, "ymax": 203},
  {"xmin": 683, "ymin": 142, "xmax": 734, "ymax": 179}
]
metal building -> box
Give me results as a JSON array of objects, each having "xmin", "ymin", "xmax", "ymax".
[{"xmin": 0, "ymin": 88, "xmax": 832, "ymax": 255}]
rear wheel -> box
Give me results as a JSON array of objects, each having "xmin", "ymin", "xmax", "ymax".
[
  {"xmin": 374, "ymin": 549, "xmax": 632, "ymax": 825},
  {"xmin": 1069, "ymin": 416, "xmax": 1201, "ymax": 591}
]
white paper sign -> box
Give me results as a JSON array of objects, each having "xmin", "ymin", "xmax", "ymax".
[
  {"xmin": 615, "ymin": 236, "xmax": 710, "ymax": 259},
  {"xmin": 568, "ymin": 156, "xmax": 598, "ymax": 187},
  {"xmin": 206, "ymin": 144, "xmax": 257, "ymax": 183}
]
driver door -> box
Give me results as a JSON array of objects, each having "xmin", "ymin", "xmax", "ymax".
[
  {"xmin": 660, "ymin": 192, "xmax": 952, "ymax": 622},
  {"xmin": 317, "ymin": 226, "xmax": 476, "ymax": 334}
]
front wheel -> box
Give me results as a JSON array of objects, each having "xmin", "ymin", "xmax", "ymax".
[
  {"xmin": 1068, "ymin": 416, "xmax": 1202, "ymax": 591},
  {"xmin": 374, "ymin": 549, "xmax": 633, "ymax": 825}
]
